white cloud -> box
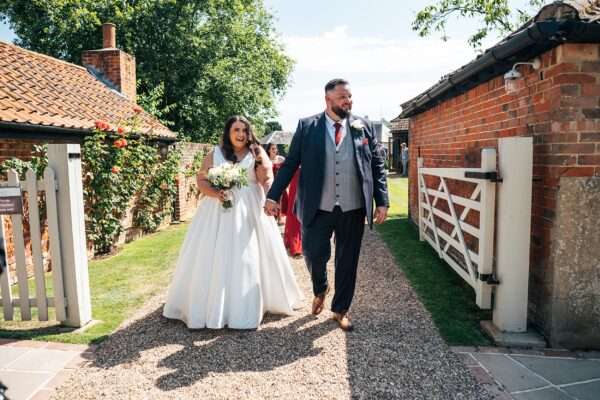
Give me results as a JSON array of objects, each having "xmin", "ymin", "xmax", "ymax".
[{"xmin": 275, "ymin": 25, "xmax": 490, "ymax": 131}]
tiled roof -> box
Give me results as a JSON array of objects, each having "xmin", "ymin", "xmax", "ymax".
[
  {"xmin": 0, "ymin": 41, "xmax": 175, "ymax": 139},
  {"xmin": 390, "ymin": 117, "xmax": 409, "ymax": 131}
]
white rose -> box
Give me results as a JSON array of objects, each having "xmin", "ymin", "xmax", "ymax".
[{"xmin": 351, "ymin": 120, "xmax": 365, "ymax": 130}]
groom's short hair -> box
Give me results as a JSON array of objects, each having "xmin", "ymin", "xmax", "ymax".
[{"xmin": 325, "ymin": 78, "xmax": 349, "ymax": 93}]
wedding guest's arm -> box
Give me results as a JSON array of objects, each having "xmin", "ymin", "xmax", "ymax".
[
  {"xmin": 266, "ymin": 120, "xmax": 303, "ymax": 203},
  {"xmin": 196, "ymin": 149, "xmax": 226, "ymax": 202},
  {"xmin": 251, "ymin": 144, "xmax": 274, "ymax": 190}
]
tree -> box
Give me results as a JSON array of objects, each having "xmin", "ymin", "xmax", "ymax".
[
  {"xmin": 264, "ymin": 121, "xmax": 282, "ymax": 135},
  {"xmin": 0, "ymin": 0, "xmax": 293, "ymax": 142},
  {"xmin": 412, "ymin": 0, "xmax": 548, "ymax": 48}
]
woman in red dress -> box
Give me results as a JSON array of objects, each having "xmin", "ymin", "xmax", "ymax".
[
  {"xmin": 265, "ymin": 143, "xmax": 287, "ymax": 225},
  {"xmin": 283, "ymin": 169, "xmax": 302, "ymax": 258}
]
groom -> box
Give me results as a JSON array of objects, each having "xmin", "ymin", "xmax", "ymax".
[{"xmin": 265, "ymin": 78, "xmax": 389, "ymax": 331}]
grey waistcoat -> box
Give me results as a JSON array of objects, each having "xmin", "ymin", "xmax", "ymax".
[{"xmin": 319, "ymin": 126, "xmax": 364, "ymax": 212}]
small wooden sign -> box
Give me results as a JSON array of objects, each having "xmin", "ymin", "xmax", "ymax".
[{"xmin": 0, "ymin": 187, "xmax": 23, "ymax": 215}]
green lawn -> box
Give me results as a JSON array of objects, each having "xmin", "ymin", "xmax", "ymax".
[
  {"xmin": 0, "ymin": 223, "xmax": 187, "ymax": 344},
  {"xmin": 376, "ymin": 175, "xmax": 491, "ymax": 345}
]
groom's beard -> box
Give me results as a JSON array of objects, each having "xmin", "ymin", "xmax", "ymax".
[{"xmin": 331, "ymin": 105, "xmax": 351, "ymax": 120}]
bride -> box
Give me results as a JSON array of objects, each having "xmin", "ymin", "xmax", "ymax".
[{"xmin": 163, "ymin": 116, "xmax": 303, "ymax": 329}]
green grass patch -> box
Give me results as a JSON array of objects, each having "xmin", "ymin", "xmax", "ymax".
[
  {"xmin": 0, "ymin": 223, "xmax": 187, "ymax": 344},
  {"xmin": 377, "ymin": 175, "xmax": 491, "ymax": 346}
]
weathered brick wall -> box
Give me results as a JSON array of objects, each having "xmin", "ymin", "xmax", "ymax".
[
  {"xmin": 408, "ymin": 43, "xmax": 600, "ymax": 348},
  {"xmin": 174, "ymin": 142, "xmax": 212, "ymax": 221},
  {"xmin": 0, "ymin": 140, "xmax": 36, "ymax": 164}
]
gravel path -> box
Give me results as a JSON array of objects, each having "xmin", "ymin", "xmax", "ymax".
[{"xmin": 52, "ymin": 229, "xmax": 493, "ymax": 399}]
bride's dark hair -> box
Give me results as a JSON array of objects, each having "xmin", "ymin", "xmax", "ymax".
[{"xmin": 220, "ymin": 115, "xmax": 259, "ymax": 163}]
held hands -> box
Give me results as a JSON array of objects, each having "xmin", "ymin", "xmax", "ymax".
[
  {"xmin": 374, "ymin": 206, "xmax": 388, "ymax": 225},
  {"xmin": 264, "ymin": 199, "xmax": 280, "ymax": 216}
]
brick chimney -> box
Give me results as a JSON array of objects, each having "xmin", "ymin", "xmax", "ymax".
[{"xmin": 82, "ymin": 23, "xmax": 136, "ymax": 102}]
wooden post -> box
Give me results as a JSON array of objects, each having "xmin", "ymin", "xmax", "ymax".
[
  {"xmin": 7, "ymin": 170, "xmax": 31, "ymax": 320},
  {"xmin": 476, "ymin": 148, "xmax": 496, "ymax": 309},
  {"xmin": 0, "ymin": 215, "xmax": 13, "ymax": 320},
  {"xmin": 417, "ymin": 157, "xmax": 424, "ymax": 242},
  {"xmin": 47, "ymin": 144, "xmax": 91, "ymax": 327},
  {"xmin": 493, "ymin": 137, "xmax": 533, "ymax": 332},
  {"xmin": 26, "ymin": 169, "xmax": 48, "ymax": 321}
]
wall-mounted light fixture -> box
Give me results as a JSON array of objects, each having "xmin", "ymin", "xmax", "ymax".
[{"xmin": 504, "ymin": 58, "xmax": 541, "ymax": 94}]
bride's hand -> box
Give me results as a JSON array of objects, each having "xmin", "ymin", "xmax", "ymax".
[
  {"xmin": 211, "ymin": 189, "xmax": 226, "ymax": 202},
  {"xmin": 250, "ymin": 144, "xmax": 263, "ymax": 164}
]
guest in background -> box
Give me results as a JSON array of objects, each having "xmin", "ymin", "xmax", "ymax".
[
  {"xmin": 265, "ymin": 143, "xmax": 288, "ymax": 225},
  {"xmin": 284, "ymin": 169, "xmax": 302, "ymax": 258},
  {"xmin": 400, "ymin": 142, "xmax": 409, "ymax": 177}
]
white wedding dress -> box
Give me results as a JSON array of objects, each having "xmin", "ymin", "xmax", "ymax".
[{"xmin": 163, "ymin": 146, "xmax": 303, "ymax": 329}]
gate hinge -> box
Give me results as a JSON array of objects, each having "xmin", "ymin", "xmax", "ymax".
[
  {"xmin": 464, "ymin": 171, "xmax": 503, "ymax": 182},
  {"xmin": 479, "ymin": 273, "xmax": 500, "ymax": 285}
]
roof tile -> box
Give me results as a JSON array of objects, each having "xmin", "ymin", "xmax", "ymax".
[{"xmin": 0, "ymin": 41, "xmax": 175, "ymax": 138}]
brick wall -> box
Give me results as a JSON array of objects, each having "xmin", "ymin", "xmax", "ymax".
[
  {"xmin": 174, "ymin": 142, "xmax": 212, "ymax": 221},
  {"xmin": 0, "ymin": 140, "xmax": 36, "ymax": 164},
  {"xmin": 408, "ymin": 43, "xmax": 600, "ymax": 347}
]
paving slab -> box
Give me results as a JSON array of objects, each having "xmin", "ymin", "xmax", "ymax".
[
  {"xmin": 562, "ymin": 379, "xmax": 600, "ymax": 400},
  {"xmin": 0, "ymin": 370, "xmax": 52, "ymax": 400},
  {"xmin": 0, "ymin": 341, "xmax": 89, "ymax": 400},
  {"xmin": 512, "ymin": 387, "xmax": 572, "ymax": 400},
  {"xmin": 6, "ymin": 348, "xmax": 79, "ymax": 373},
  {"xmin": 0, "ymin": 347, "xmax": 28, "ymax": 368},
  {"xmin": 511, "ymin": 356, "xmax": 600, "ymax": 385},
  {"xmin": 472, "ymin": 353, "xmax": 548, "ymax": 392}
]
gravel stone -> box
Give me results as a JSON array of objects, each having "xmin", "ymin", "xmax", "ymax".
[{"xmin": 51, "ymin": 229, "xmax": 495, "ymax": 399}]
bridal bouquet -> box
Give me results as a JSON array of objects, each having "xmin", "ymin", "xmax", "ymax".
[{"xmin": 207, "ymin": 164, "xmax": 249, "ymax": 209}]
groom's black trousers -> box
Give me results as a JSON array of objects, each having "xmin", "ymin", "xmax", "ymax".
[{"xmin": 302, "ymin": 206, "xmax": 365, "ymax": 314}]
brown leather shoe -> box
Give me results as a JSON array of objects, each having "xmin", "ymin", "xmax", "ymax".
[
  {"xmin": 311, "ymin": 286, "xmax": 330, "ymax": 315},
  {"xmin": 332, "ymin": 312, "xmax": 353, "ymax": 332}
]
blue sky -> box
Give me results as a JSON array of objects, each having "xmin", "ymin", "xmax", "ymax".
[{"xmin": 0, "ymin": 1, "xmax": 540, "ymax": 130}]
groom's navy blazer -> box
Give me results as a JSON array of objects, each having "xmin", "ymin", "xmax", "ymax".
[{"xmin": 267, "ymin": 112, "xmax": 389, "ymax": 228}]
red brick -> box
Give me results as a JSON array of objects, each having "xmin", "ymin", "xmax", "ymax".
[
  {"xmin": 553, "ymin": 74, "xmax": 597, "ymax": 85},
  {"xmin": 552, "ymin": 143, "xmax": 596, "ymax": 154},
  {"xmin": 559, "ymin": 166, "xmax": 596, "ymax": 177},
  {"xmin": 578, "ymin": 154, "xmax": 600, "ymax": 166},
  {"xmin": 582, "ymin": 84, "xmax": 600, "ymax": 96},
  {"xmin": 582, "ymin": 61, "xmax": 600, "ymax": 73}
]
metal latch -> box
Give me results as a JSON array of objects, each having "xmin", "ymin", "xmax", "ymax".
[
  {"xmin": 464, "ymin": 171, "xmax": 503, "ymax": 182},
  {"xmin": 479, "ymin": 273, "xmax": 500, "ymax": 285}
]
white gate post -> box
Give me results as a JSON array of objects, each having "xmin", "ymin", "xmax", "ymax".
[
  {"xmin": 47, "ymin": 144, "xmax": 92, "ymax": 327},
  {"xmin": 493, "ymin": 137, "xmax": 533, "ymax": 332},
  {"xmin": 476, "ymin": 148, "xmax": 496, "ymax": 309},
  {"xmin": 417, "ymin": 157, "xmax": 424, "ymax": 241}
]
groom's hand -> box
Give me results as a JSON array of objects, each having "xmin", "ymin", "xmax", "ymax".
[
  {"xmin": 264, "ymin": 199, "xmax": 280, "ymax": 216},
  {"xmin": 374, "ymin": 206, "xmax": 388, "ymax": 225}
]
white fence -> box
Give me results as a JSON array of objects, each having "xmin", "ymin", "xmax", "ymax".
[
  {"xmin": 0, "ymin": 168, "xmax": 67, "ymax": 322},
  {"xmin": 0, "ymin": 144, "xmax": 91, "ymax": 327},
  {"xmin": 417, "ymin": 137, "xmax": 533, "ymax": 333}
]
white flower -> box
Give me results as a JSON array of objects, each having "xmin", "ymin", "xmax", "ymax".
[{"xmin": 351, "ymin": 120, "xmax": 365, "ymax": 130}]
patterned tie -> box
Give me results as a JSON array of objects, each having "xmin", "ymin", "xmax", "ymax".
[{"xmin": 334, "ymin": 122, "xmax": 342, "ymax": 146}]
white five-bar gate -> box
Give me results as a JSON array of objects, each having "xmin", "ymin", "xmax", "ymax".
[
  {"xmin": 0, "ymin": 144, "xmax": 91, "ymax": 328},
  {"xmin": 417, "ymin": 137, "xmax": 533, "ymax": 333}
]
